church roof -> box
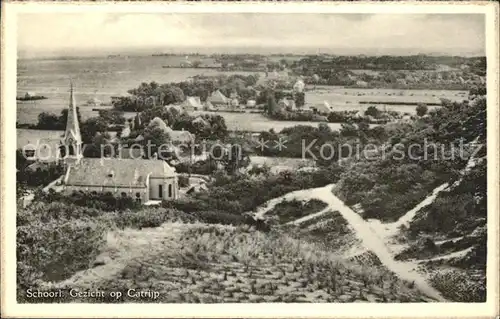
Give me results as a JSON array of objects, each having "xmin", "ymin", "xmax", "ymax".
[{"xmin": 65, "ymin": 158, "xmax": 176, "ymax": 188}]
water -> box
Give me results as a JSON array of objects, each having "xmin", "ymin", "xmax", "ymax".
[{"xmin": 17, "ymin": 56, "xmax": 263, "ymax": 124}]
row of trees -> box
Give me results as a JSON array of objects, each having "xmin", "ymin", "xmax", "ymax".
[
  {"xmin": 292, "ymin": 55, "xmax": 486, "ymax": 72},
  {"xmin": 113, "ymin": 75, "xmax": 261, "ymax": 112}
]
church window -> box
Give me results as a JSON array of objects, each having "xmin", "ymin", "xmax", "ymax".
[
  {"xmin": 168, "ymin": 184, "xmax": 173, "ymax": 198},
  {"xmin": 158, "ymin": 185, "xmax": 163, "ymax": 198}
]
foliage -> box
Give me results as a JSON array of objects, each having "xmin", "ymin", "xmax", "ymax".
[
  {"xmin": 37, "ymin": 190, "xmax": 142, "ymax": 212},
  {"xmin": 268, "ymin": 199, "xmax": 328, "ymax": 224},
  {"xmin": 365, "ymin": 106, "xmax": 381, "ymax": 118},
  {"xmin": 335, "ymin": 95, "xmax": 486, "ymax": 221},
  {"xmin": 416, "ymin": 104, "xmax": 428, "ymax": 117},
  {"xmin": 17, "ymin": 205, "xmax": 106, "ymax": 295},
  {"xmin": 16, "ymin": 161, "xmax": 64, "ymax": 188}
]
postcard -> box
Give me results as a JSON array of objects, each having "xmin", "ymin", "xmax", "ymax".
[{"xmin": 1, "ymin": 1, "xmax": 499, "ymax": 318}]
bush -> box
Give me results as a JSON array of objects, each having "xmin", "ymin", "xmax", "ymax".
[
  {"xmin": 429, "ymin": 270, "xmax": 486, "ymax": 302},
  {"xmin": 17, "ymin": 217, "xmax": 106, "ymax": 299},
  {"xmin": 416, "ymin": 104, "xmax": 428, "ymax": 117},
  {"xmin": 37, "ymin": 191, "xmax": 141, "ymax": 211},
  {"xmin": 178, "ymin": 175, "xmax": 190, "ymax": 187},
  {"xmin": 269, "ymin": 199, "xmax": 327, "ymax": 224}
]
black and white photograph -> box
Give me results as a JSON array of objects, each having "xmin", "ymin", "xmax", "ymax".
[{"xmin": 2, "ymin": 2, "xmax": 499, "ymax": 318}]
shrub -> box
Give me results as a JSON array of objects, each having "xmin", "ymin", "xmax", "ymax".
[
  {"xmin": 269, "ymin": 199, "xmax": 327, "ymax": 224},
  {"xmin": 429, "ymin": 270, "xmax": 486, "ymax": 302},
  {"xmin": 17, "ymin": 217, "xmax": 106, "ymax": 299},
  {"xmin": 178, "ymin": 175, "xmax": 190, "ymax": 188},
  {"xmin": 416, "ymin": 104, "xmax": 428, "ymax": 117}
]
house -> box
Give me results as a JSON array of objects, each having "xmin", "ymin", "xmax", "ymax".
[
  {"xmin": 121, "ymin": 122, "xmax": 131, "ymax": 138},
  {"xmin": 148, "ymin": 117, "xmax": 195, "ymax": 145},
  {"xmin": 207, "ymin": 90, "xmax": 229, "ymax": 106},
  {"xmin": 246, "ymin": 100, "xmax": 257, "ymax": 108},
  {"xmin": 229, "ymin": 91, "xmax": 239, "ymax": 99},
  {"xmin": 204, "ymin": 101, "xmax": 216, "ymax": 111},
  {"xmin": 293, "ymin": 79, "xmax": 305, "ymax": 93},
  {"xmin": 86, "ymin": 97, "xmax": 102, "ymax": 106},
  {"xmin": 182, "ymin": 96, "xmax": 203, "ymax": 111},
  {"xmin": 58, "ymin": 82, "xmax": 180, "ymax": 203},
  {"xmin": 356, "ymin": 80, "xmax": 368, "ymax": 88},
  {"xmin": 230, "ymin": 98, "xmax": 240, "ymax": 108},
  {"xmin": 312, "ymin": 101, "xmax": 332, "ymax": 115},
  {"xmin": 278, "ymin": 98, "xmax": 295, "ymax": 111}
]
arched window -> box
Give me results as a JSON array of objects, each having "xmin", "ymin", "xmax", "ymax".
[
  {"xmin": 135, "ymin": 192, "xmax": 141, "ymax": 203},
  {"xmin": 168, "ymin": 184, "xmax": 173, "ymax": 198}
]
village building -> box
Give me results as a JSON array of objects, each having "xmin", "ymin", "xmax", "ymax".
[
  {"xmin": 278, "ymin": 98, "xmax": 296, "ymax": 111},
  {"xmin": 57, "ymin": 83, "xmax": 179, "ymax": 203},
  {"xmin": 246, "ymin": 99, "xmax": 257, "ymax": 108},
  {"xmin": 311, "ymin": 101, "xmax": 332, "ymax": 115},
  {"xmin": 355, "ymin": 80, "xmax": 368, "ymax": 88},
  {"xmin": 293, "ymin": 78, "xmax": 305, "ymax": 93},
  {"xmin": 207, "ymin": 90, "xmax": 230, "ymax": 107},
  {"xmin": 148, "ymin": 117, "xmax": 195, "ymax": 145},
  {"xmin": 181, "ymin": 96, "xmax": 203, "ymax": 111},
  {"xmin": 86, "ymin": 97, "xmax": 102, "ymax": 106}
]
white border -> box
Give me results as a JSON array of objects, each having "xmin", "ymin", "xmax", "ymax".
[{"xmin": 2, "ymin": 2, "xmax": 499, "ymax": 318}]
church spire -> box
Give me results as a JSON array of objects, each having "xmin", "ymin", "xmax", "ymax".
[
  {"xmin": 61, "ymin": 80, "xmax": 83, "ymax": 162},
  {"xmin": 64, "ymin": 80, "xmax": 82, "ymax": 143}
]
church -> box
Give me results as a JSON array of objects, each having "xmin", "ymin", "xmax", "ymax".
[{"xmin": 59, "ymin": 83, "xmax": 179, "ymax": 203}]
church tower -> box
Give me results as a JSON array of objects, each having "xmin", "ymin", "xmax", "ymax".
[{"xmin": 60, "ymin": 81, "xmax": 83, "ymax": 164}]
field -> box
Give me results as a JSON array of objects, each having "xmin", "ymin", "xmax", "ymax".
[
  {"xmin": 305, "ymin": 86, "xmax": 468, "ymax": 114},
  {"xmin": 190, "ymin": 111, "xmax": 377, "ymax": 132}
]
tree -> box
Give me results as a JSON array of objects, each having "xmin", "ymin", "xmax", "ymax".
[
  {"xmin": 98, "ymin": 110, "xmax": 125, "ymax": 125},
  {"xmin": 365, "ymin": 106, "xmax": 381, "ymax": 118},
  {"xmin": 36, "ymin": 112, "xmax": 61, "ymax": 130},
  {"xmin": 142, "ymin": 126, "xmax": 171, "ymax": 159},
  {"xmin": 266, "ymin": 91, "xmax": 278, "ymax": 116},
  {"xmin": 294, "ymin": 92, "xmax": 305, "ymax": 108},
  {"xmin": 80, "ymin": 117, "xmax": 108, "ymax": 144},
  {"xmin": 163, "ymin": 87, "xmax": 185, "ymax": 105},
  {"xmin": 191, "ymin": 60, "xmax": 202, "ymax": 68},
  {"xmin": 416, "ymin": 104, "xmax": 428, "ymax": 117}
]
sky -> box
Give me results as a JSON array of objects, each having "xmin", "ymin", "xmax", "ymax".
[{"xmin": 17, "ymin": 13, "xmax": 486, "ymax": 57}]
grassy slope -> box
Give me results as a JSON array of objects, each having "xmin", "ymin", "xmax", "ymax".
[{"xmin": 40, "ymin": 222, "xmax": 434, "ymax": 303}]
